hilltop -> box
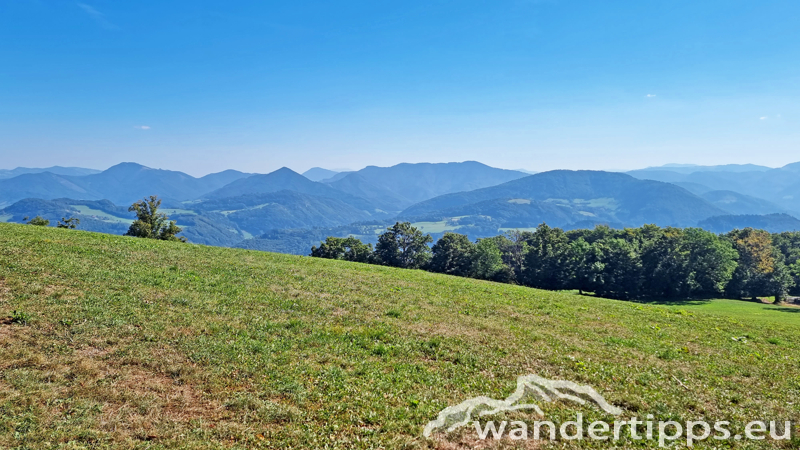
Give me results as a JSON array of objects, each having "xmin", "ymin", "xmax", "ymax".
[{"xmin": 0, "ymin": 223, "xmax": 798, "ymax": 448}]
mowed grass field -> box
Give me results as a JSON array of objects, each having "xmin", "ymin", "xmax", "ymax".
[{"xmin": 0, "ymin": 223, "xmax": 799, "ymax": 449}]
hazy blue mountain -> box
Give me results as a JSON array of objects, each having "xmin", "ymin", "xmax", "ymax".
[
  {"xmin": 194, "ymin": 190, "xmax": 378, "ymax": 236},
  {"xmin": 405, "ymin": 198, "xmax": 588, "ymax": 229},
  {"xmin": 672, "ymin": 182, "xmax": 714, "ymax": 195},
  {"xmin": 327, "ymin": 161, "xmax": 529, "ymax": 211},
  {"xmin": 302, "ymin": 167, "xmax": 339, "ymax": 181},
  {"xmin": 203, "ymin": 167, "xmax": 383, "ymax": 214},
  {"xmin": 631, "ymin": 163, "xmax": 772, "ymax": 175},
  {"xmin": 628, "ymin": 161, "xmax": 800, "ymax": 211},
  {"xmin": 700, "ymin": 190, "xmax": 786, "ymax": 215},
  {"xmin": 0, "ymin": 166, "xmax": 101, "ymax": 179},
  {"xmin": 324, "ymin": 172, "xmax": 410, "ymax": 212},
  {"xmin": 626, "ymin": 170, "xmax": 688, "ymax": 183},
  {"xmin": 401, "ymin": 170, "xmax": 728, "ymax": 228},
  {"xmin": 320, "ymin": 172, "xmax": 353, "ymax": 183},
  {"xmin": 775, "ymin": 178, "xmax": 800, "ymax": 212},
  {"xmin": 697, "ymin": 213, "xmax": 800, "ymax": 234},
  {"xmin": 75, "ymin": 163, "xmax": 216, "ymax": 205},
  {"xmin": 0, "ymin": 172, "xmax": 99, "ymax": 207},
  {"xmin": 0, "ymin": 163, "xmax": 252, "ymax": 206},
  {"xmin": 198, "ymin": 169, "xmax": 252, "ymax": 191}
]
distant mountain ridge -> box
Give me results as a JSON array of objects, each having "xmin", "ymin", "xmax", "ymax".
[
  {"xmin": 203, "ymin": 167, "xmax": 384, "ymax": 216},
  {"xmin": 302, "ymin": 167, "xmax": 340, "ymax": 182},
  {"xmin": 0, "ymin": 163, "xmax": 252, "ymax": 206},
  {"xmin": 327, "ymin": 161, "xmax": 529, "ymax": 211},
  {"xmin": 402, "ymin": 170, "xmax": 728, "ymax": 228},
  {"xmin": 0, "ymin": 166, "xmax": 101, "ymax": 179},
  {"xmin": 631, "ymin": 163, "xmax": 772, "ymax": 174},
  {"xmin": 626, "ymin": 162, "xmax": 800, "ymax": 213},
  {"xmin": 698, "ymin": 214, "xmax": 800, "ymax": 234}
]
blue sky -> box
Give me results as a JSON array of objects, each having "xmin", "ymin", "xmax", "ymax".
[{"xmin": 1, "ymin": 1, "xmax": 798, "ymax": 176}]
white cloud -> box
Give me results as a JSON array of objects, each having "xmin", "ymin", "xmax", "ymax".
[
  {"xmin": 759, "ymin": 116, "xmax": 768, "ymax": 120},
  {"xmin": 134, "ymin": 125, "xmax": 151, "ymax": 130},
  {"xmin": 646, "ymin": 94, "xmax": 656, "ymax": 98},
  {"xmin": 77, "ymin": 3, "xmax": 118, "ymax": 30}
]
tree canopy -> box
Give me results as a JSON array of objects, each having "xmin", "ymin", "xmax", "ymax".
[
  {"xmin": 125, "ymin": 196, "xmax": 186, "ymax": 242},
  {"xmin": 311, "ymin": 223, "xmax": 800, "ymax": 303},
  {"xmin": 374, "ymin": 222, "xmax": 432, "ymax": 269}
]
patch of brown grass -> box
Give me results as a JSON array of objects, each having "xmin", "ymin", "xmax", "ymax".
[
  {"xmin": 0, "ymin": 322, "xmax": 234, "ymax": 446},
  {"xmin": 0, "ymin": 317, "xmax": 14, "ymax": 340},
  {"xmin": 431, "ymin": 428, "xmax": 544, "ymax": 449},
  {"xmin": 0, "ymin": 278, "xmax": 10, "ymax": 303},
  {"xmin": 95, "ymin": 365, "xmax": 225, "ymax": 439}
]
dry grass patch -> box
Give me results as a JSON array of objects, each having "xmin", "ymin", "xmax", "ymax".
[
  {"xmin": 0, "ymin": 278, "xmax": 10, "ymax": 303},
  {"xmin": 431, "ymin": 428, "xmax": 544, "ymax": 449},
  {"xmin": 0, "ymin": 322, "xmax": 237, "ymax": 447}
]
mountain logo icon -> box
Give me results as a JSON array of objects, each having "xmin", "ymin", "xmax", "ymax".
[{"xmin": 423, "ymin": 374, "xmax": 622, "ymax": 437}]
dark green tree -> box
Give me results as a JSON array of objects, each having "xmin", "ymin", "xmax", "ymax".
[
  {"xmin": 374, "ymin": 222, "xmax": 432, "ymax": 269},
  {"xmin": 496, "ymin": 230, "xmax": 533, "ymax": 283},
  {"xmin": 57, "ymin": 217, "xmax": 80, "ymax": 229},
  {"xmin": 682, "ymin": 228, "xmax": 738, "ymax": 297},
  {"xmin": 311, "ymin": 236, "xmax": 373, "ymax": 263},
  {"xmin": 772, "ymin": 231, "xmax": 800, "ymax": 296},
  {"xmin": 26, "ymin": 216, "xmax": 50, "ymax": 226},
  {"xmin": 640, "ymin": 227, "xmax": 691, "ymax": 298},
  {"xmin": 594, "ymin": 237, "xmax": 643, "ymax": 300},
  {"xmin": 125, "ymin": 195, "xmax": 187, "ymax": 242},
  {"xmin": 429, "ymin": 232, "xmax": 474, "ymax": 276},
  {"xmin": 470, "ymin": 237, "xmax": 514, "ymax": 283},
  {"xmin": 522, "ymin": 224, "xmax": 572, "ymax": 290},
  {"xmin": 567, "ymin": 238, "xmax": 605, "ymax": 295}
]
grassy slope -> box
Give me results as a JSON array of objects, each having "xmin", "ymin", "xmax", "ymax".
[{"xmin": 0, "ymin": 223, "xmax": 798, "ymax": 449}]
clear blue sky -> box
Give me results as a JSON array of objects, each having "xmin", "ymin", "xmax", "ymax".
[{"xmin": 1, "ymin": 1, "xmax": 798, "ymax": 176}]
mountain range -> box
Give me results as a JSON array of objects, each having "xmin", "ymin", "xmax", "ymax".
[
  {"xmin": 322, "ymin": 161, "xmax": 529, "ymax": 212},
  {"xmin": 0, "ymin": 166, "xmax": 101, "ymax": 179},
  {"xmin": 400, "ymin": 170, "xmax": 728, "ymax": 227},
  {"xmin": 626, "ymin": 162, "xmax": 800, "ymax": 212},
  {"xmin": 0, "ymin": 162, "xmax": 252, "ymax": 207},
  {"xmin": 3, "ymin": 160, "xmax": 800, "ymax": 253}
]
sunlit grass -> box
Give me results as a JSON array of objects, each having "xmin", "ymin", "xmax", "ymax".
[{"xmin": 0, "ymin": 223, "xmax": 798, "ymax": 449}]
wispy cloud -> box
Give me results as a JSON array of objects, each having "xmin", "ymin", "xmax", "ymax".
[
  {"xmin": 645, "ymin": 94, "xmax": 656, "ymax": 98},
  {"xmin": 759, "ymin": 116, "xmax": 768, "ymax": 120},
  {"xmin": 77, "ymin": 3, "xmax": 118, "ymax": 30},
  {"xmin": 134, "ymin": 125, "xmax": 151, "ymax": 130}
]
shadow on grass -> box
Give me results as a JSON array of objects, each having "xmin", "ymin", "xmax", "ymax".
[
  {"xmin": 767, "ymin": 305, "xmax": 800, "ymax": 314},
  {"xmin": 573, "ymin": 291, "xmax": 800, "ymax": 313},
  {"xmin": 574, "ymin": 291, "xmax": 715, "ymax": 307}
]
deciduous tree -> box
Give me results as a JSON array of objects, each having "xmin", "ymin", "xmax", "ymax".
[
  {"xmin": 126, "ymin": 195, "xmax": 187, "ymax": 242},
  {"xmin": 311, "ymin": 236, "xmax": 373, "ymax": 263},
  {"xmin": 374, "ymin": 222, "xmax": 432, "ymax": 269},
  {"xmin": 429, "ymin": 232, "xmax": 474, "ymax": 276}
]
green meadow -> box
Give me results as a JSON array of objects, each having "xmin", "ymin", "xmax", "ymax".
[{"xmin": 0, "ymin": 223, "xmax": 798, "ymax": 449}]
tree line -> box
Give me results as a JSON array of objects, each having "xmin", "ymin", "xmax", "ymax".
[{"xmin": 311, "ymin": 222, "xmax": 800, "ymax": 302}]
